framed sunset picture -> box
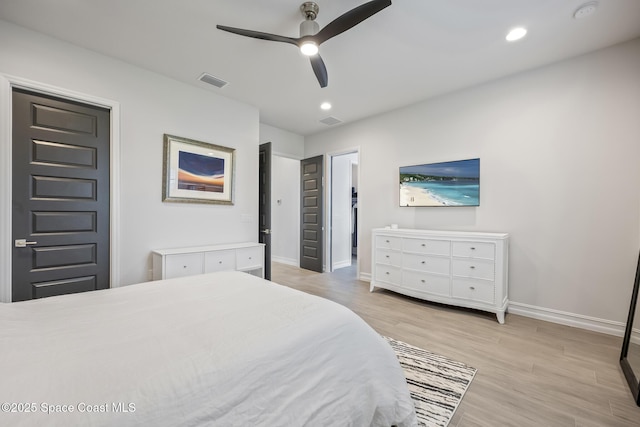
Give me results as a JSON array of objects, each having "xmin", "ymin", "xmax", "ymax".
[{"xmin": 162, "ymin": 134, "xmax": 235, "ymax": 205}]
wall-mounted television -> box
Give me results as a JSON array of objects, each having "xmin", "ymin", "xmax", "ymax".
[{"xmin": 400, "ymin": 158, "xmax": 480, "ymax": 207}]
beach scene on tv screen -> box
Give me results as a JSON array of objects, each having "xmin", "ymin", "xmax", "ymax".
[{"xmin": 400, "ymin": 158, "xmax": 480, "ymax": 207}]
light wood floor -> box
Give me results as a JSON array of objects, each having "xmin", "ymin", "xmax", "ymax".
[{"xmin": 271, "ymin": 262, "xmax": 640, "ymax": 427}]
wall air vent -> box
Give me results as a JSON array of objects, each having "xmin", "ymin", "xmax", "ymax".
[
  {"xmin": 198, "ymin": 72, "xmax": 228, "ymax": 88},
  {"xmin": 319, "ymin": 116, "xmax": 342, "ymax": 126}
]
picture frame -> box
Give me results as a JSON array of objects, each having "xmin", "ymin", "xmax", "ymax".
[
  {"xmin": 162, "ymin": 134, "xmax": 235, "ymax": 205},
  {"xmin": 399, "ymin": 158, "xmax": 480, "ymax": 207}
]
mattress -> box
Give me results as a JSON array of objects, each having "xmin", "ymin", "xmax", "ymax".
[{"xmin": 0, "ymin": 271, "xmax": 417, "ymax": 426}]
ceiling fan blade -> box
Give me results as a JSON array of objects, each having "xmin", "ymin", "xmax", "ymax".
[
  {"xmin": 310, "ymin": 55, "xmax": 328, "ymax": 88},
  {"xmin": 216, "ymin": 25, "xmax": 299, "ymax": 46},
  {"xmin": 313, "ymin": 0, "xmax": 392, "ymax": 45}
]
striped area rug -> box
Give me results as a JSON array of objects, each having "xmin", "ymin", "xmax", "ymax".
[{"xmin": 384, "ymin": 336, "xmax": 477, "ymax": 427}]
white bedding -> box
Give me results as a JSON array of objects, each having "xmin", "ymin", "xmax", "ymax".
[{"xmin": 0, "ymin": 271, "xmax": 417, "ymax": 426}]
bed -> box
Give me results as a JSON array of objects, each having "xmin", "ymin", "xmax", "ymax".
[{"xmin": 0, "ymin": 271, "xmax": 417, "ymax": 426}]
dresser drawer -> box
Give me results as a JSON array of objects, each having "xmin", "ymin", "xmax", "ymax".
[
  {"xmin": 403, "ymin": 253, "xmax": 450, "ymax": 275},
  {"xmin": 452, "ymin": 241, "xmax": 495, "ymax": 260},
  {"xmin": 236, "ymin": 246, "xmax": 263, "ymax": 270},
  {"xmin": 452, "ymin": 278, "xmax": 495, "ymax": 304},
  {"xmin": 376, "ymin": 249, "xmax": 401, "ymax": 266},
  {"xmin": 403, "ymin": 238, "xmax": 450, "ymax": 256},
  {"xmin": 165, "ymin": 253, "xmax": 204, "ymax": 279},
  {"xmin": 374, "ymin": 264, "xmax": 401, "ymax": 285},
  {"xmin": 375, "ymin": 235, "xmax": 402, "ymax": 251},
  {"xmin": 452, "ymin": 259, "xmax": 494, "ymax": 280},
  {"xmin": 402, "ymin": 270, "xmax": 450, "ymax": 296},
  {"xmin": 204, "ymin": 250, "xmax": 236, "ymax": 273}
]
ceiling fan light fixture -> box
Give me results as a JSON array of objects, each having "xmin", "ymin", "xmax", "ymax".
[
  {"xmin": 506, "ymin": 27, "xmax": 527, "ymax": 42},
  {"xmin": 300, "ymin": 41, "xmax": 319, "ymax": 56}
]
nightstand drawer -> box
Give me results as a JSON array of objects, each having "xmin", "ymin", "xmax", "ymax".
[
  {"xmin": 204, "ymin": 250, "xmax": 236, "ymax": 273},
  {"xmin": 165, "ymin": 253, "xmax": 204, "ymax": 279},
  {"xmin": 236, "ymin": 246, "xmax": 263, "ymax": 270}
]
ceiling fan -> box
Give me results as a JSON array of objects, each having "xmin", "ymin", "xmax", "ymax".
[{"xmin": 216, "ymin": 0, "xmax": 392, "ymax": 88}]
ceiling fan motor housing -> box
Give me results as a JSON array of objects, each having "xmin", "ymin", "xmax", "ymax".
[{"xmin": 300, "ymin": 19, "xmax": 319, "ymax": 37}]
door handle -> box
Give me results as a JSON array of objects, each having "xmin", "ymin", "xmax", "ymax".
[
  {"xmin": 15, "ymin": 239, "xmax": 37, "ymax": 248},
  {"xmin": 260, "ymin": 229, "xmax": 271, "ymax": 235}
]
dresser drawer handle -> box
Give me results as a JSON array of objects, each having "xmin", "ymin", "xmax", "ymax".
[
  {"xmin": 470, "ymin": 265, "xmax": 476, "ymax": 269},
  {"xmin": 385, "ymin": 255, "xmax": 390, "ymax": 258},
  {"xmin": 421, "ymin": 243, "xmax": 426, "ymax": 247},
  {"xmin": 469, "ymin": 286, "xmax": 475, "ymax": 290},
  {"xmin": 421, "ymin": 261, "xmax": 426, "ymax": 264},
  {"xmin": 219, "ymin": 261, "xmax": 223, "ymax": 264},
  {"xmin": 421, "ymin": 279, "xmax": 426, "ymax": 283},
  {"xmin": 386, "ymin": 239, "xmax": 390, "ymax": 243},
  {"xmin": 470, "ymin": 247, "xmax": 476, "ymax": 250},
  {"xmin": 385, "ymin": 271, "xmax": 390, "ymax": 275}
]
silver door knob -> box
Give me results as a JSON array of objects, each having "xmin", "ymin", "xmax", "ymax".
[
  {"xmin": 261, "ymin": 229, "xmax": 271, "ymax": 235},
  {"xmin": 15, "ymin": 239, "xmax": 37, "ymax": 248}
]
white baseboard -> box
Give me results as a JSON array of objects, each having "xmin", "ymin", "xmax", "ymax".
[
  {"xmin": 332, "ymin": 260, "xmax": 352, "ymax": 270},
  {"xmin": 272, "ymin": 256, "xmax": 298, "ymax": 267},
  {"xmin": 359, "ymin": 272, "xmax": 371, "ymax": 282},
  {"xmin": 508, "ymin": 301, "xmax": 640, "ymax": 342}
]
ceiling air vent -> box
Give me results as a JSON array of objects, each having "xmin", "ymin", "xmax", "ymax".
[
  {"xmin": 320, "ymin": 116, "xmax": 342, "ymax": 126},
  {"xmin": 198, "ymin": 72, "xmax": 228, "ymax": 88}
]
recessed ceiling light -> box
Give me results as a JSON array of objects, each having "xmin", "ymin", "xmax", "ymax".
[
  {"xmin": 506, "ymin": 27, "xmax": 527, "ymax": 42},
  {"xmin": 320, "ymin": 102, "xmax": 332, "ymax": 110},
  {"xmin": 574, "ymin": 2, "xmax": 598, "ymax": 19}
]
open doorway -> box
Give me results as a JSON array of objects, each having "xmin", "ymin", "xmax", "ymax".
[{"xmin": 329, "ymin": 150, "xmax": 359, "ymax": 276}]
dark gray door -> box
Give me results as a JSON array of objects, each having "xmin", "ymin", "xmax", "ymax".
[
  {"xmin": 11, "ymin": 89, "xmax": 111, "ymax": 301},
  {"xmin": 300, "ymin": 155, "xmax": 323, "ymax": 272},
  {"xmin": 259, "ymin": 142, "xmax": 272, "ymax": 280}
]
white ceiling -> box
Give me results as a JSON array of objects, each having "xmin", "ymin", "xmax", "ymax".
[{"xmin": 1, "ymin": 0, "xmax": 639, "ymax": 136}]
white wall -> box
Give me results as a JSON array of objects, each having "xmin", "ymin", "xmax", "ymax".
[
  {"xmin": 305, "ymin": 38, "xmax": 640, "ymax": 328},
  {"xmin": 0, "ymin": 20, "xmax": 260, "ymax": 287},
  {"xmin": 259, "ymin": 123, "xmax": 304, "ymax": 159}
]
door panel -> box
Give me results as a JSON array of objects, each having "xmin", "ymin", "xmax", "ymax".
[
  {"xmin": 300, "ymin": 155, "xmax": 323, "ymax": 272},
  {"xmin": 33, "ymin": 276, "xmax": 97, "ymax": 300},
  {"xmin": 259, "ymin": 142, "xmax": 272, "ymax": 280},
  {"xmin": 12, "ymin": 89, "xmax": 110, "ymax": 301}
]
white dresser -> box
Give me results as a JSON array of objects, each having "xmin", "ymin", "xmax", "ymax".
[
  {"xmin": 371, "ymin": 228, "xmax": 509, "ymax": 323},
  {"xmin": 152, "ymin": 242, "xmax": 265, "ymax": 280}
]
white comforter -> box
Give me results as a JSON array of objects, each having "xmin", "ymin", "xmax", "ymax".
[{"xmin": 0, "ymin": 271, "xmax": 417, "ymax": 426}]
